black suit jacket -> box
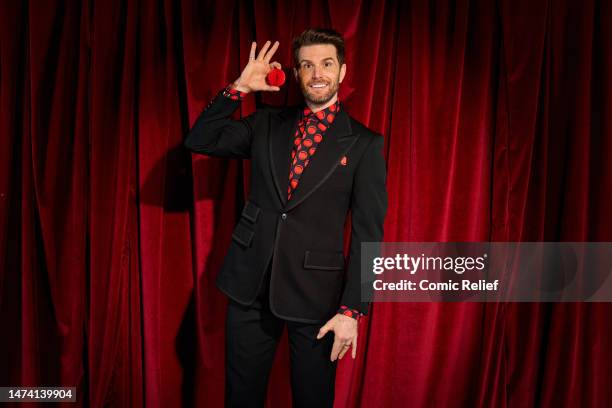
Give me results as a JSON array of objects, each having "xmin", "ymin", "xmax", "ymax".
[{"xmin": 184, "ymin": 92, "xmax": 387, "ymax": 323}]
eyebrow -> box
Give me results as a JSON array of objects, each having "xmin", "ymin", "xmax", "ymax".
[{"xmin": 299, "ymin": 57, "xmax": 336, "ymax": 64}]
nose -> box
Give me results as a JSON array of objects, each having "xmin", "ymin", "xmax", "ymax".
[{"xmin": 312, "ymin": 65, "xmax": 322, "ymax": 79}]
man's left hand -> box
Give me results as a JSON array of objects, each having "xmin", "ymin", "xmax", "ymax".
[{"xmin": 317, "ymin": 314, "xmax": 358, "ymax": 361}]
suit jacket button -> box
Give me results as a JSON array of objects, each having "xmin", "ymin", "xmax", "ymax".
[{"xmin": 281, "ymin": 213, "xmax": 287, "ymax": 220}]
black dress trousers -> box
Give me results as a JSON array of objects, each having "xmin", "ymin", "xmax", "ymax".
[{"xmin": 225, "ymin": 262, "xmax": 337, "ymax": 408}]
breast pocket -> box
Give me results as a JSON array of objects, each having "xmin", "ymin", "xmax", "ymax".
[{"xmin": 323, "ymin": 161, "xmax": 353, "ymax": 195}]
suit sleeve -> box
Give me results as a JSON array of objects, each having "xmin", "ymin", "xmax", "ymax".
[
  {"xmin": 341, "ymin": 135, "xmax": 388, "ymax": 315},
  {"xmin": 184, "ymin": 89, "xmax": 262, "ymax": 158}
]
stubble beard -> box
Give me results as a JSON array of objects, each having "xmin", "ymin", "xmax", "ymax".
[{"xmin": 299, "ymin": 75, "xmax": 340, "ymax": 106}]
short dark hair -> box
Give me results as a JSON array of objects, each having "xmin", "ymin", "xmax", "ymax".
[{"xmin": 292, "ymin": 28, "xmax": 345, "ymax": 67}]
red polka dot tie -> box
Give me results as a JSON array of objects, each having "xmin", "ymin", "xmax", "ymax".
[{"xmin": 287, "ymin": 101, "xmax": 339, "ymax": 200}]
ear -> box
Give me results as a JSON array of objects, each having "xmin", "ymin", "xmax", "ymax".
[
  {"xmin": 293, "ymin": 67, "xmax": 298, "ymax": 81},
  {"xmin": 339, "ymin": 63, "xmax": 347, "ymax": 83}
]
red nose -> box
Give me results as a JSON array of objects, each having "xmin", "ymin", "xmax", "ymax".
[{"xmin": 266, "ymin": 68, "xmax": 286, "ymax": 87}]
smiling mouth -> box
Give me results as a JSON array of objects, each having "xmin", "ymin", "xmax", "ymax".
[{"xmin": 309, "ymin": 83, "xmax": 328, "ymax": 89}]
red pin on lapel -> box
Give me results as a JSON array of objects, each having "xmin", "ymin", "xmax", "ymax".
[
  {"xmin": 340, "ymin": 156, "xmax": 348, "ymax": 166},
  {"xmin": 266, "ymin": 68, "xmax": 286, "ymax": 87}
]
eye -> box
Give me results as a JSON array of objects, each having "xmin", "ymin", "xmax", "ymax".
[
  {"xmin": 303, "ymin": 63, "xmax": 313, "ymax": 69},
  {"xmin": 325, "ymin": 61, "xmax": 333, "ymax": 67}
]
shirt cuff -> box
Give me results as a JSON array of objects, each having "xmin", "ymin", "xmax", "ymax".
[
  {"xmin": 338, "ymin": 305, "xmax": 362, "ymax": 321},
  {"xmin": 222, "ymin": 84, "xmax": 247, "ymax": 101}
]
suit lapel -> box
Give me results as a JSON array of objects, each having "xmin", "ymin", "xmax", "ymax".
[
  {"xmin": 269, "ymin": 105, "xmax": 359, "ymax": 210},
  {"xmin": 284, "ymin": 108, "xmax": 358, "ymax": 211},
  {"xmin": 269, "ymin": 106, "xmax": 299, "ymax": 207}
]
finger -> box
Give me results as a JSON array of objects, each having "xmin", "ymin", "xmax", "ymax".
[
  {"xmin": 317, "ymin": 323, "xmax": 332, "ymax": 339},
  {"xmin": 249, "ymin": 42, "xmax": 257, "ymax": 60},
  {"xmin": 352, "ymin": 335, "xmax": 358, "ymax": 359},
  {"xmin": 263, "ymin": 85, "xmax": 281, "ymax": 92},
  {"xmin": 338, "ymin": 346, "xmax": 350, "ymax": 360},
  {"xmin": 330, "ymin": 339, "xmax": 343, "ymax": 361},
  {"xmin": 264, "ymin": 41, "xmax": 279, "ymax": 63},
  {"xmin": 270, "ymin": 61, "xmax": 282, "ymax": 70},
  {"xmin": 257, "ymin": 40, "xmax": 271, "ymax": 60}
]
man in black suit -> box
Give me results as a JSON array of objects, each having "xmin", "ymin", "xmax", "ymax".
[{"xmin": 184, "ymin": 28, "xmax": 387, "ymax": 407}]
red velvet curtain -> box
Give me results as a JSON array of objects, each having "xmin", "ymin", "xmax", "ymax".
[{"xmin": 1, "ymin": 0, "xmax": 611, "ymax": 407}]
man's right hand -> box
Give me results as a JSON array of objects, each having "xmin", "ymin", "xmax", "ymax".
[{"xmin": 232, "ymin": 41, "xmax": 282, "ymax": 94}]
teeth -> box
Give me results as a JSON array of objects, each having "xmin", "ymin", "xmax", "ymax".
[{"xmin": 311, "ymin": 84, "xmax": 327, "ymax": 88}]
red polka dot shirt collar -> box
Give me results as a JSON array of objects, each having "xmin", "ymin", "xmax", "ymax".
[{"xmin": 300, "ymin": 100, "xmax": 340, "ymax": 124}]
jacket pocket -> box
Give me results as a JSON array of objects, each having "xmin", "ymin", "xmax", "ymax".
[
  {"xmin": 232, "ymin": 220, "xmax": 255, "ymax": 248},
  {"xmin": 303, "ymin": 250, "xmax": 345, "ymax": 271},
  {"xmin": 241, "ymin": 200, "xmax": 261, "ymax": 224}
]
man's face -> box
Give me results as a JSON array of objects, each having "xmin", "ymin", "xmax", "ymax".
[{"xmin": 294, "ymin": 44, "xmax": 347, "ymax": 106}]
